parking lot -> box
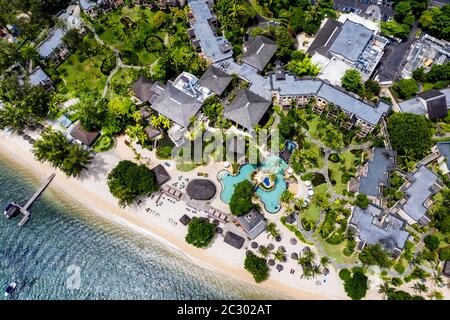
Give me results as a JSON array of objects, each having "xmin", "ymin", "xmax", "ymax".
[{"xmin": 334, "ymin": 0, "xmax": 395, "ymax": 21}]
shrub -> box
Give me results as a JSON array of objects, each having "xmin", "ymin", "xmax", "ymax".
[
  {"xmin": 325, "ymin": 232, "xmax": 345, "ymax": 245},
  {"xmin": 185, "ymin": 217, "xmax": 216, "ymax": 248},
  {"xmin": 424, "ymin": 235, "xmax": 440, "ymax": 251},
  {"xmin": 229, "ymin": 180, "xmax": 255, "ymax": 216},
  {"xmin": 358, "ymin": 244, "xmax": 392, "ymax": 268},
  {"xmin": 438, "ymin": 246, "xmax": 450, "ymax": 260},
  {"xmin": 244, "ymin": 251, "xmax": 269, "ymax": 283},
  {"xmin": 355, "ymin": 193, "xmax": 369, "ymax": 209},
  {"xmin": 394, "ymin": 260, "xmax": 406, "ymax": 274},
  {"xmin": 101, "ymin": 55, "xmax": 117, "ymax": 75},
  {"xmin": 390, "ymin": 277, "xmax": 403, "ymax": 287},
  {"xmin": 343, "ymin": 270, "xmax": 369, "ymax": 300},
  {"xmin": 339, "ymin": 268, "xmax": 351, "ymax": 281},
  {"xmin": 311, "ymin": 173, "xmax": 326, "ymax": 186},
  {"xmin": 156, "ymin": 146, "xmax": 173, "ymax": 159}
]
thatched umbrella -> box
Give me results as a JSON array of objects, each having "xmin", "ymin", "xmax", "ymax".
[
  {"xmin": 281, "ymin": 256, "xmax": 287, "ymax": 263},
  {"xmin": 267, "ymin": 243, "xmax": 275, "ymax": 250},
  {"xmin": 278, "ymin": 246, "xmax": 286, "ymax": 252},
  {"xmin": 276, "ymin": 264, "xmax": 284, "ymax": 272},
  {"xmin": 179, "ymin": 214, "xmax": 191, "ymax": 226},
  {"xmin": 302, "ymin": 246, "xmax": 311, "ymax": 254},
  {"xmin": 275, "ymin": 235, "xmax": 282, "ymax": 242},
  {"xmin": 251, "ymin": 241, "xmax": 258, "ymax": 249},
  {"xmin": 290, "ymin": 238, "xmax": 297, "ymax": 245},
  {"xmin": 268, "ymin": 259, "xmax": 275, "ymax": 266},
  {"xmin": 215, "ymin": 227, "xmax": 223, "ymax": 234},
  {"xmin": 212, "ymin": 219, "xmax": 220, "ymax": 226},
  {"xmin": 323, "ymin": 268, "xmax": 330, "ymax": 275},
  {"xmin": 291, "ymin": 252, "xmax": 299, "ymax": 260}
]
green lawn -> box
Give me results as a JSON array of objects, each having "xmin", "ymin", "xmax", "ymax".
[
  {"xmin": 317, "ymin": 237, "xmax": 357, "ymax": 264},
  {"xmin": 53, "ymin": 34, "xmax": 111, "ymax": 100},
  {"xmin": 328, "ymin": 150, "xmax": 356, "ymax": 195},
  {"xmin": 301, "ymin": 203, "xmax": 321, "ymax": 223},
  {"xmin": 304, "ymin": 113, "xmax": 345, "ymax": 150},
  {"xmin": 94, "ymin": 7, "xmax": 164, "ymax": 66}
]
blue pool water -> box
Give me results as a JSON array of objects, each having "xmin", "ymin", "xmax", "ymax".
[{"xmin": 219, "ymin": 155, "xmax": 288, "ymax": 213}]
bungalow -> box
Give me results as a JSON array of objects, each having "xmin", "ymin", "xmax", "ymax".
[
  {"xmin": 358, "ymin": 148, "xmax": 396, "ymax": 201},
  {"xmin": 223, "ymin": 89, "xmax": 271, "ymax": 132},
  {"xmin": 348, "ymin": 204, "xmax": 410, "ymax": 259},
  {"xmin": 242, "ymin": 36, "xmax": 278, "ymax": 72},
  {"xmin": 224, "ymin": 231, "xmax": 245, "ymax": 249},
  {"xmin": 436, "ymin": 141, "xmax": 450, "ymax": 176},
  {"xmin": 394, "ymin": 165, "xmax": 442, "ymax": 226},
  {"xmin": 235, "ymin": 209, "xmax": 266, "ymax": 240},
  {"xmin": 151, "ymin": 164, "xmax": 171, "ymax": 186},
  {"xmin": 35, "ymin": 28, "xmax": 70, "ymax": 67},
  {"xmin": 69, "ymin": 122, "xmax": 100, "ymax": 147},
  {"xmin": 29, "ymin": 66, "xmax": 54, "ymax": 92}
]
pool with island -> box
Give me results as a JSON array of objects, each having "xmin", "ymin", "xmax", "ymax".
[{"xmin": 218, "ymin": 155, "xmax": 289, "ymax": 213}]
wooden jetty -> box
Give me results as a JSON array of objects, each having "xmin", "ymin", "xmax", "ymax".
[{"xmin": 3, "ymin": 173, "xmax": 55, "ymax": 226}]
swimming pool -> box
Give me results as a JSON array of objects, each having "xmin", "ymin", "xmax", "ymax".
[{"xmin": 218, "ymin": 155, "xmax": 288, "ymax": 213}]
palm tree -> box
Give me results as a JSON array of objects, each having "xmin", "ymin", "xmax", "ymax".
[
  {"xmin": 274, "ymin": 249, "xmax": 286, "ymax": 262},
  {"xmin": 431, "ymin": 272, "xmax": 444, "ymax": 288},
  {"xmin": 378, "ymin": 282, "xmax": 393, "ymax": 300},
  {"xmin": 320, "ymin": 256, "xmax": 330, "ymax": 271},
  {"xmin": 266, "ymin": 222, "xmax": 280, "ymax": 239},
  {"xmin": 428, "ymin": 290, "xmax": 444, "ymax": 300},
  {"xmin": 258, "ymin": 245, "xmax": 271, "ymax": 258},
  {"xmin": 412, "ymin": 282, "xmax": 428, "ymax": 296}
]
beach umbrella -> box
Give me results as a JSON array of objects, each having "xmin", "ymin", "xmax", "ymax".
[
  {"xmin": 223, "ymin": 161, "xmax": 230, "ymax": 168},
  {"xmin": 275, "ymin": 236, "xmax": 281, "ymax": 242},
  {"xmin": 251, "ymin": 242, "xmax": 258, "ymax": 249},
  {"xmin": 267, "ymin": 243, "xmax": 275, "ymax": 250},
  {"xmin": 268, "ymin": 259, "xmax": 275, "ymax": 266},
  {"xmin": 212, "ymin": 219, "xmax": 220, "ymax": 226},
  {"xmin": 287, "ymin": 168, "xmax": 294, "ymax": 175},
  {"xmin": 290, "ymin": 238, "xmax": 297, "ymax": 245},
  {"xmin": 291, "ymin": 252, "xmax": 299, "ymax": 260},
  {"xmin": 305, "ymin": 181, "xmax": 311, "ymax": 187},
  {"xmin": 323, "ymin": 268, "xmax": 330, "ymax": 275},
  {"xmin": 308, "ymin": 190, "xmax": 314, "ymax": 196},
  {"xmin": 278, "ymin": 246, "xmax": 286, "ymax": 252},
  {"xmin": 276, "ymin": 264, "xmax": 284, "ymax": 272}
]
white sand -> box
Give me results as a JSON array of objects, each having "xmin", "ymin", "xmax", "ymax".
[{"xmin": 0, "ymin": 131, "xmax": 358, "ymax": 300}]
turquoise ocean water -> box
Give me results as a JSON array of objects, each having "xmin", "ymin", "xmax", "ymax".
[{"xmin": 0, "ymin": 154, "xmax": 284, "ymax": 300}]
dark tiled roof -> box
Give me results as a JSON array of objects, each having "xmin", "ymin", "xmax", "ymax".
[
  {"xmin": 443, "ymin": 260, "xmax": 450, "ymax": 278},
  {"xmin": 145, "ymin": 125, "xmax": 161, "ymax": 139},
  {"xmin": 418, "ymin": 89, "xmax": 444, "ymax": 100},
  {"xmin": 224, "ymin": 231, "xmax": 245, "ymax": 249},
  {"xmin": 235, "ymin": 209, "xmax": 266, "ymax": 240},
  {"xmin": 307, "ymin": 19, "xmax": 343, "ymax": 58},
  {"xmin": 224, "ymin": 89, "xmax": 271, "ymax": 130},
  {"xmin": 186, "ymin": 179, "xmax": 217, "ymax": 200},
  {"xmin": 179, "ymin": 214, "xmax": 191, "ymax": 226},
  {"xmin": 359, "ymin": 148, "xmax": 396, "ymax": 197},
  {"xmin": 133, "ymin": 76, "xmax": 155, "ymax": 102},
  {"xmin": 150, "ymin": 84, "xmax": 202, "ymax": 127},
  {"xmin": 199, "ymin": 65, "xmax": 233, "ymax": 96},
  {"xmin": 350, "ymin": 204, "xmax": 410, "ymax": 253},
  {"xmin": 151, "ymin": 164, "xmax": 171, "ymax": 186},
  {"xmin": 242, "ymin": 36, "xmax": 277, "ymax": 71},
  {"xmin": 425, "ymin": 95, "xmax": 448, "ymax": 120},
  {"xmin": 70, "ymin": 122, "xmax": 100, "ymax": 146}
]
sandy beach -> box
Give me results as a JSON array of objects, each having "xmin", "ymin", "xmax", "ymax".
[{"xmin": 0, "ymin": 131, "xmax": 359, "ymax": 300}]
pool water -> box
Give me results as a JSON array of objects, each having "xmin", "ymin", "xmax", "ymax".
[{"xmin": 219, "ymin": 155, "xmax": 288, "ymax": 213}]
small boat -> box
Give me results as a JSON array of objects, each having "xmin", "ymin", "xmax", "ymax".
[{"xmin": 4, "ymin": 282, "xmax": 17, "ymax": 297}]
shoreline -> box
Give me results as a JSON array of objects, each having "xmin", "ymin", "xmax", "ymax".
[{"xmin": 0, "ymin": 131, "xmax": 349, "ymax": 300}]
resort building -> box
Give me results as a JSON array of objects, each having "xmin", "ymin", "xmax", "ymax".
[
  {"xmin": 223, "ymin": 89, "xmax": 272, "ymax": 132},
  {"xmin": 401, "ymin": 33, "xmax": 450, "ymax": 79},
  {"xmin": 80, "ymin": 0, "xmax": 124, "ymax": 19},
  {"xmin": 187, "ymin": 0, "xmax": 233, "ymax": 63},
  {"xmin": 28, "ymin": 66, "xmax": 54, "ymax": 92},
  {"xmin": 235, "ymin": 209, "xmax": 266, "ymax": 240},
  {"xmin": 56, "ymin": 4, "xmax": 85, "ymax": 32},
  {"xmin": 242, "ymin": 36, "xmax": 278, "ymax": 72},
  {"xmin": 69, "ymin": 122, "xmax": 100, "ymax": 147},
  {"xmin": 132, "ymin": 76, "xmax": 165, "ymax": 105},
  {"xmin": 308, "ymin": 18, "xmax": 388, "ymax": 82},
  {"xmin": 269, "ymin": 73, "xmax": 391, "ymax": 137},
  {"xmin": 349, "ymin": 204, "xmax": 410, "ymax": 258},
  {"xmin": 436, "ymin": 141, "xmax": 450, "ymax": 176},
  {"xmin": 394, "ymin": 166, "xmax": 443, "ymax": 226},
  {"xmin": 223, "ymin": 231, "xmax": 245, "ymax": 249},
  {"xmin": 35, "ymin": 28, "xmax": 70, "ymax": 67},
  {"xmin": 198, "ymin": 65, "xmax": 233, "ymax": 96},
  {"xmin": 358, "ymin": 148, "xmax": 396, "ymax": 201},
  {"xmin": 398, "ymin": 89, "xmax": 449, "ymax": 121}
]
